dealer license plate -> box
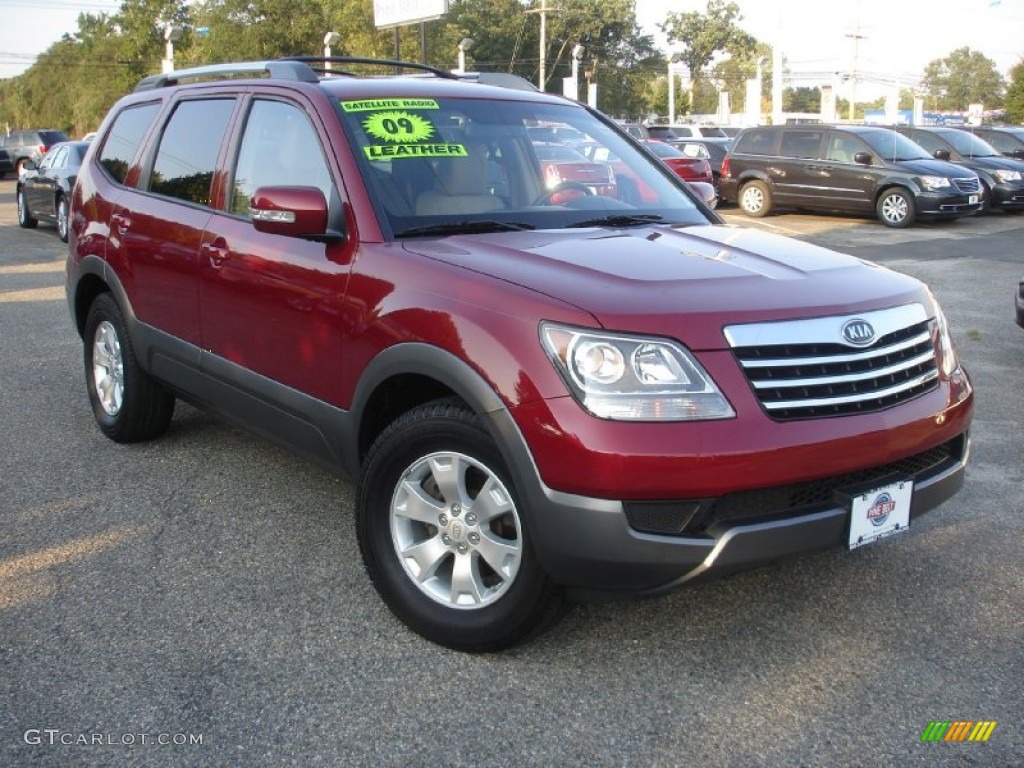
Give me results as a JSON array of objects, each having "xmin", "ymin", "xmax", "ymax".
[
  {"xmin": 969, "ymin": 194, "xmax": 979, "ymax": 205},
  {"xmin": 847, "ymin": 479, "xmax": 913, "ymax": 550}
]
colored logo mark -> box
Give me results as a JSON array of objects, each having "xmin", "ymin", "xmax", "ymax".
[
  {"xmin": 866, "ymin": 492, "xmax": 896, "ymax": 527},
  {"xmin": 920, "ymin": 721, "xmax": 997, "ymax": 742}
]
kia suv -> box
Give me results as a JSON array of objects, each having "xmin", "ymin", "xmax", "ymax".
[
  {"xmin": 1, "ymin": 129, "xmax": 70, "ymax": 175},
  {"xmin": 720, "ymin": 125, "xmax": 983, "ymax": 227},
  {"xmin": 66, "ymin": 58, "xmax": 973, "ymax": 651}
]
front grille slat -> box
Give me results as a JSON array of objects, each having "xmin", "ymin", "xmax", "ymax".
[
  {"xmin": 726, "ymin": 308, "xmax": 939, "ymax": 420},
  {"xmin": 953, "ymin": 177, "xmax": 980, "ymax": 194}
]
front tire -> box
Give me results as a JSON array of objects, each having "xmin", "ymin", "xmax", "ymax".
[
  {"xmin": 357, "ymin": 400, "xmax": 564, "ymax": 651},
  {"xmin": 84, "ymin": 293, "xmax": 175, "ymax": 442},
  {"xmin": 16, "ymin": 187, "xmax": 37, "ymax": 229},
  {"xmin": 739, "ymin": 180, "xmax": 772, "ymax": 217},
  {"xmin": 876, "ymin": 188, "xmax": 915, "ymax": 228}
]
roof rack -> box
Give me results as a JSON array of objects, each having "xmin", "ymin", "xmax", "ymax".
[
  {"xmin": 134, "ymin": 60, "xmax": 319, "ymax": 92},
  {"xmin": 283, "ymin": 55, "xmax": 460, "ymax": 81}
]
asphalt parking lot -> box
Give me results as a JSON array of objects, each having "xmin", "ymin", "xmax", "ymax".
[{"xmin": 1, "ymin": 180, "xmax": 1022, "ymax": 767}]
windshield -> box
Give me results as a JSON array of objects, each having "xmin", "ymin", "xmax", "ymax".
[
  {"xmin": 939, "ymin": 130, "xmax": 999, "ymax": 157},
  {"xmin": 858, "ymin": 131, "xmax": 931, "ymax": 161},
  {"xmin": 338, "ymin": 95, "xmax": 708, "ymax": 237}
]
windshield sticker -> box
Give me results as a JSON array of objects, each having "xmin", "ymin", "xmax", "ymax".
[
  {"xmin": 341, "ymin": 98, "xmax": 439, "ymax": 112},
  {"xmin": 363, "ymin": 111, "xmax": 435, "ymax": 144},
  {"xmin": 363, "ymin": 143, "xmax": 467, "ymax": 160}
]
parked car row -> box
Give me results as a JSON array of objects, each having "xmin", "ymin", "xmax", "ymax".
[{"xmin": 719, "ymin": 123, "xmax": 1024, "ymax": 227}]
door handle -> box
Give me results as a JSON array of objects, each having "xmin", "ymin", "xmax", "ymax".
[{"xmin": 201, "ymin": 239, "xmax": 230, "ymax": 267}]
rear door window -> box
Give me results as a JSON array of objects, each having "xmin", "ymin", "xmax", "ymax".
[
  {"xmin": 98, "ymin": 102, "xmax": 160, "ymax": 185},
  {"xmin": 149, "ymin": 99, "xmax": 235, "ymax": 206},
  {"xmin": 779, "ymin": 130, "xmax": 824, "ymax": 159}
]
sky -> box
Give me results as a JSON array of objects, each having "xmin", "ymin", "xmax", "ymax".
[{"xmin": 0, "ymin": 0, "xmax": 1022, "ymax": 93}]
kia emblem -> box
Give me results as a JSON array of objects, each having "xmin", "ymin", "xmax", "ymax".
[{"xmin": 841, "ymin": 318, "xmax": 875, "ymax": 346}]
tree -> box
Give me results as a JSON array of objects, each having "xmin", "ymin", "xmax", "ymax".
[
  {"xmin": 711, "ymin": 41, "xmax": 772, "ymax": 116},
  {"xmin": 1005, "ymin": 60, "xmax": 1024, "ymax": 123},
  {"xmin": 783, "ymin": 87, "xmax": 820, "ymax": 113},
  {"xmin": 659, "ymin": 0, "xmax": 754, "ymax": 116},
  {"xmin": 921, "ymin": 47, "xmax": 1005, "ymax": 111}
]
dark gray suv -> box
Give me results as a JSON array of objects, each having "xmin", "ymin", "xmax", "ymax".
[
  {"xmin": 1, "ymin": 129, "xmax": 70, "ymax": 175},
  {"xmin": 720, "ymin": 125, "xmax": 983, "ymax": 227}
]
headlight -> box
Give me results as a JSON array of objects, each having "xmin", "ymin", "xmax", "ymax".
[
  {"xmin": 993, "ymin": 169, "xmax": 1022, "ymax": 183},
  {"xmin": 933, "ymin": 302, "xmax": 959, "ymax": 377},
  {"xmin": 919, "ymin": 175, "xmax": 951, "ymax": 190},
  {"xmin": 540, "ymin": 323, "xmax": 735, "ymax": 421}
]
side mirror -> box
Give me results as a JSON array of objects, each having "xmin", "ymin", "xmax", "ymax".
[
  {"xmin": 934, "ymin": 149, "xmax": 951, "ymax": 161},
  {"xmin": 1012, "ymin": 148, "xmax": 1024, "ymax": 160},
  {"xmin": 853, "ymin": 152, "xmax": 872, "ymax": 166},
  {"xmin": 22, "ymin": 160, "xmax": 37, "ymax": 172},
  {"xmin": 249, "ymin": 186, "xmax": 345, "ymax": 244},
  {"xmin": 688, "ymin": 181, "xmax": 718, "ymax": 209}
]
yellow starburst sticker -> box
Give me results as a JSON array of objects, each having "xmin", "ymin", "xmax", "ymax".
[{"xmin": 362, "ymin": 111, "xmax": 435, "ymax": 144}]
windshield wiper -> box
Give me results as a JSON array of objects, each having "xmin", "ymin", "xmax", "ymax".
[
  {"xmin": 395, "ymin": 220, "xmax": 535, "ymax": 237},
  {"xmin": 565, "ymin": 214, "xmax": 665, "ymax": 229}
]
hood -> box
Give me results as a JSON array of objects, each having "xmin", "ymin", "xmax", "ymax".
[
  {"xmin": 403, "ymin": 224, "xmax": 928, "ymax": 350},
  {"xmin": 892, "ymin": 157, "xmax": 974, "ymax": 177},
  {"xmin": 955, "ymin": 154, "xmax": 1024, "ymax": 174}
]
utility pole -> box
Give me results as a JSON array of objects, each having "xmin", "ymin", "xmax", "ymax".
[
  {"xmin": 525, "ymin": 0, "xmax": 553, "ymax": 91},
  {"xmin": 845, "ymin": 1, "xmax": 866, "ymax": 121}
]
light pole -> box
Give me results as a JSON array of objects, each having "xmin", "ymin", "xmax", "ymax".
[
  {"xmin": 456, "ymin": 37, "xmax": 474, "ymax": 74},
  {"xmin": 323, "ymin": 31, "xmax": 341, "ymax": 74},
  {"xmin": 162, "ymin": 26, "xmax": 181, "ymax": 74},
  {"xmin": 571, "ymin": 43, "xmax": 584, "ymax": 83}
]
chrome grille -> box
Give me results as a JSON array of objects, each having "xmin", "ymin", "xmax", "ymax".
[
  {"xmin": 725, "ymin": 305, "xmax": 939, "ymax": 420},
  {"xmin": 953, "ymin": 177, "xmax": 980, "ymax": 193}
]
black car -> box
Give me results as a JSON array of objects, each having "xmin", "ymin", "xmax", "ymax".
[
  {"xmin": 719, "ymin": 124, "xmax": 983, "ymax": 227},
  {"xmin": 965, "ymin": 126, "xmax": 1024, "ymax": 160},
  {"xmin": 684, "ymin": 137, "xmax": 731, "ymax": 192},
  {"xmin": 894, "ymin": 126, "xmax": 1024, "ymax": 213},
  {"xmin": 16, "ymin": 140, "xmax": 89, "ymax": 242}
]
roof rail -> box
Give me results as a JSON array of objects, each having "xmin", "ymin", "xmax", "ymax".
[
  {"xmin": 283, "ymin": 55, "xmax": 460, "ymax": 81},
  {"xmin": 134, "ymin": 60, "xmax": 319, "ymax": 92}
]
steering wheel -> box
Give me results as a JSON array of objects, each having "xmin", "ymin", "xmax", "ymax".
[{"xmin": 532, "ymin": 181, "xmax": 594, "ymax": 206}]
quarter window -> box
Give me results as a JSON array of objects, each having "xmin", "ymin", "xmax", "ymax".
[
  {"xmin": 150, "ymin": 99, "xmax": 234, "ymax": 206},
  {"xmin": 230, "ymin": 99, "xmax": 334, "ymax": 216},
  {"xmin": 735, "ymin": 129, "xmax": 776, "ymax": 156},
  {"xmin": 97, "ymin": 102, "xmax": 159, "ymax": 185}
]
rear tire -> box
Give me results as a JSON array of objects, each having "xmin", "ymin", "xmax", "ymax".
[
  {"xmin": 876, "ymin": 188, "xmax": 915, "ymax": 228},
  {"xmin": 57, "ymin": 195, "xmax": 70, "ymax": 242},
  {"xmin": 739, "ymin": 180, "xmax": 772, "ymax": 217},
  {"xmin": 84, "ymin": 293, "xmax": 175, "ymax": 442},
  {"xmin": 357, "ymin": 399, "xmax": 565, "ymax": 651}
]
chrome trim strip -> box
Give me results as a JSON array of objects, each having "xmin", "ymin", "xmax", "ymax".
[
  {"xmin": 724, "ymin": 303, "xmax": 929, "ymax": 349},
  {"xmin": 737, "ymin": 331, "xmax": 931, "ymax": 368},
  {"xmin": 762, "ymin": 370, "xmax": 939, "ymax": 410},
  {"xmin": 749, "ymin": 350, "xmax": 935, "ymax": 389}
]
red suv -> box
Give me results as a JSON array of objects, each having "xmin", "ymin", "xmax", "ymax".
[{"xmin": 66, "ymin": 58, "xmax": 973, "ymax": 651}]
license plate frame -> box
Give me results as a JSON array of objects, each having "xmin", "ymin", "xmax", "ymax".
[{"xmin": 846, "ymin": 479, "xmax": 913, "ymax": 550}]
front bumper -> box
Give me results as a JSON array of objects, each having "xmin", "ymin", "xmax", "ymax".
[
  {"xmin": 487, "ymin": 365, "xmax": 973, "ymax": 598},
  {"xmin": 991, "ymin": 182, "xmax": 1024, "ymax": 210},
  {"xmin": 916, "ymin": 190, "xmax": 983, "ymax": 216}
]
